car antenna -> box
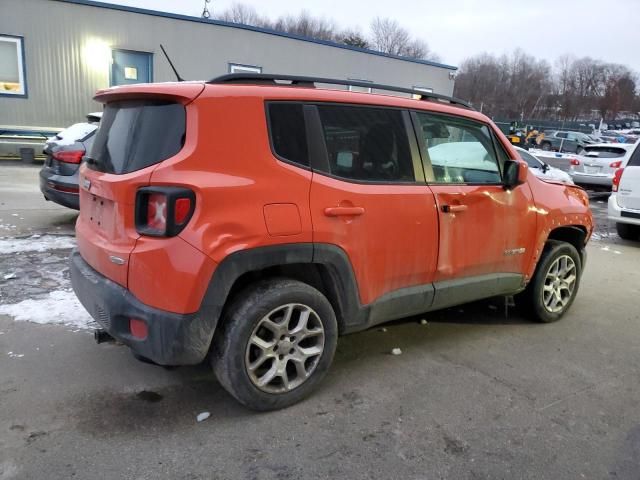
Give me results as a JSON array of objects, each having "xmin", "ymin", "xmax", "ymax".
[{"xmin": 160, "ymin": 44, "xmax": 184, "ymax": 82}]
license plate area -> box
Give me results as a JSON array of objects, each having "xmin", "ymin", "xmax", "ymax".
[
  {"xmin": 584, "ymin": 166, "xmax": 601, "ymax": 174},
  {"xmin": 86, "ymin": 194, "xmax": 115, "ymax": 235}
]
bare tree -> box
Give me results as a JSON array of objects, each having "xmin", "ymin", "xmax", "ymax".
[
  {"xmin": 369, "ymin": 17, "xmax": 439, "ymax": 60},
  {"xmin": 369, "ymin": 18, "xmax": 411, "ymax": 56},
  {"xmin": 216, "ymin": 3, "xmax": 264, "ymax": 26},
  {"xmin": 272, "ymin": 11, "xmax": 337, "ymax": 42},
  {"xmin": 340, "ymin": 29, "xmax": 370, "ymax": 49}
]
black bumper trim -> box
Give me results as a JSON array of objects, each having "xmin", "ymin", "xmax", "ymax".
[{"xmin": 70, "ymin": 250, "xmax": 213, "ymax": 365}]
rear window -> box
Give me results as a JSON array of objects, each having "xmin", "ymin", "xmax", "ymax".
[
  {"xmin": 53, "ymin": 123, "xmax": 97, "ymax": 145},
  {"xmin": 584, "ymin": 146, "xmax": 627, "ymax": 158},
  {"xmin": 89, "ymin": 100, "xmax": 185, "ymax": 174}
]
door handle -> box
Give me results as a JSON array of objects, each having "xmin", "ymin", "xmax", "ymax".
[
  {"xmin": 441, "ymin": 204, "xmax": 468, "ymax": 213},
  {"xmin": 324, "ymin": 206, "xmax": 365, "ymax": 217}
]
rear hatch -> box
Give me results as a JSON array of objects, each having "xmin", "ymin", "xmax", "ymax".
[
  {"xmin": 618, "ymin": 145, "xmax": 640, "ymax": 211},
  {"xmin": 580, "ymin": 145, "xmax": 630, "ymax": 175},
  {"xmin": 76, "ymin": 83, "xmax": 204, "ymax": 287},
  {"xmin": 44, "ymin": 122, "xmax": 97, "ymax": 175}
]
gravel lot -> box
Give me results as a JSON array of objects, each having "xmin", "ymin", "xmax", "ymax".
[{"xmin": 1, "ymin": 164, "xmax": 639, "ymax": 480}]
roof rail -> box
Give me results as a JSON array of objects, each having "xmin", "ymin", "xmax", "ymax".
[{"xmin": 208, "ymin": 73, "xmax": 474, "ymax": 110}]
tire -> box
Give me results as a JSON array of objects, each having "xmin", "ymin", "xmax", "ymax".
[
  {"xmin": 520, "ymin": 241, "xmax": 582, "ymax": 323},
  {"xmin": 616, "ymin": 222, "xmax": 640, "ymax": 241},
  {"xmin": 212, "ymin": 278, "xmax": 338, "ymax": 411},
  {"xmin": 576, "ymin": 146, "xmax": 584, "ymax": 155},
  {"xmin": 541, "ymin": 142, "xmax": 552, "ymax": 151}
]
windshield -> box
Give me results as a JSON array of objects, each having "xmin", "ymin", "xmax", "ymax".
[{"xmin": 89, "ymin": 100, "xmax": 185, "ymax": 174}]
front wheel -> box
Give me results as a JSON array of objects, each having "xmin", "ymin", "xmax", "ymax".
[
  {"xmin": 520, "ymin": 241, "xmax": 582, "ymax": 323},
  {"xmin": 212, "ymin": 278, "xmax": 338, "ymax": 411}
]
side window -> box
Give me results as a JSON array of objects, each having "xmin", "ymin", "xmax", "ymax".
[
  {"xmin": 267, "ymin": 103, "xmax": 309, "ymax": 167},
  {"xmin": 556, "ymin": 132, "xmax": 568, "ymax": 139},
  {"xmin": 316, "ymin": 105, "xmax": 415, "ymax": 182},
  {"xmin": 414, "ymin": 112, "xmax": 502, "ymax": 184}
]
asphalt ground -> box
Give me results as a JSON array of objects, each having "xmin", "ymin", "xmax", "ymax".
[{"xmin": 1, "ymin": 164, "xmax": 639, "ymax": 479}]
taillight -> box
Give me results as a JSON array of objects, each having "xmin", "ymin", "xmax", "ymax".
[
  {"xmin": 52, "ymin": 150, "xmax": 84, "ymax": 164},
  {"xmin": 610, "ymin": 161, "xmax": 622, "ymax": 168},
  {"xmin": 135, "ymin": 187, "xmax": 195, "ymax": 237},
  {"xmin": 570, "ymin": 158, "xmax": 581, "ymax": 166},
  {"xmin": 612, "ymin": 168, "xmax": 624, "ymax": 192}
]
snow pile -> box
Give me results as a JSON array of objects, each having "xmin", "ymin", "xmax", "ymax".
[
  {"xmin": 0, "ymin": 290, "xmax": 94, "ymax": 330},
  {"xmin": 0, "ymin": 235, "xmax": 76, "ymax": 254}
]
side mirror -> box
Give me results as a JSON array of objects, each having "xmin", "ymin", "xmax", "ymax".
[{"xmin": 504, "ymin": 160, "xmax": 527, "ymax": 189}]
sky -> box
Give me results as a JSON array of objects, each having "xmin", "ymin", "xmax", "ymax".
[{"xmin": 100, "ymin": 0, "xmax": 640, "ymax": 72}]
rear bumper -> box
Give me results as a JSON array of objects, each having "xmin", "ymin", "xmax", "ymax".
[
  {"xmin": 70, "ymin": 249, "xmax": 213, "ymax": 365},
  {"xmin": 570, "ymin": 172, "xmax": 612, "ymax": 188},
  {"xmin": 39, "ymin": 167, "xmax": 80, "ymax": 210},
  {"xmin": 608, "ymin": 194, "xmax": 640, "ymax": 226}
]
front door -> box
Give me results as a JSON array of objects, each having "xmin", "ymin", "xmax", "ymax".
[
  {"xmin": 412, "ymin": 111, "xmax": 535, "ymax": 306},
  {"xmin": 111, "ymin": 49, "xmax": 152, "ymax": 86},
  {"xmin": 308, "ymin": 104, "xmax": 439, "ymax": 308}
]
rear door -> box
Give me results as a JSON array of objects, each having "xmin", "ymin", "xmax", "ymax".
[
  {"xmin": 77, "ymin": 98, "xmax": 187, "ymax": 287},
  {"xmin": 411, "ymin": 111, "xmax": 535, "ymax": 303},
  {"xmin": 307, "ymin": 103, "xmax": 439, "ymax": 307},
  {"xmin": 618, "ymin": 145, "xmax": 640, "ymax": 211}
]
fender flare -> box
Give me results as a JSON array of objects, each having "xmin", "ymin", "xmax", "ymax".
[{"xmin": 198, "ymin": 243, "xmax": 363, "ymax": 336}]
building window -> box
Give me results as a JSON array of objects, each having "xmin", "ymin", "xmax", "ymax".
[
  {"xmin": 0, "ymin": 35, "xmax": 27, "ymax": 97},
  {"xmin": 347, "ymin": 79, "xmax": 372, "ymax": 93},
  {"xmin": 229, "ymin": 63, "xmax": 262, "ymax": 74}
]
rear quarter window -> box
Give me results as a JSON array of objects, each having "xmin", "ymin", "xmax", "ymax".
[
  {"xmin": 89, "ymin": 100, "xmax": 185, "ymax": 174},
  {"xmin": 267, "ymin": 103, "xmax": 309, "ymax": 167}
]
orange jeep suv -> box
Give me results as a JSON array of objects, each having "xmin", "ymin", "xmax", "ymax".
[{"xmin": 70, "ymin": 74, "xmax": 593, "ymax": 410}]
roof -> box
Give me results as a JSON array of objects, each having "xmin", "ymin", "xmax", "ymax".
[
  {"xmin": 94, "ymin": 82, "xmax": 487, "ymax": 124},
  {"xmin": 52, "ymin": 0, "xmax": 458, "ymax": 71}
]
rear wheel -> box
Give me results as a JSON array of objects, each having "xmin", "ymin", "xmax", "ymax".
[
  {"xmin": 520, "ymin": 241, "xmax": 582, "ymax": 323},
  {"xmin": 212, "ymin": 278, "xmax": 338, "ymax": 411},
  {"xmin": 541, "ymin": 142, "xmax": 552, "ymax": 151},
  {"xmin": 616, "ymin": 222, "xmax": 640, "ymax": 241}
]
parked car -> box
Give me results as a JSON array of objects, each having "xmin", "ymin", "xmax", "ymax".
[
  {"xmin": 39, "ymin": 113, "xmax": 101, "ymax": 209},
  {"xmin": 70, "ymin": 74, "xmax": 593, "ymax": 410},
  {"xmin": 608, "ymin": 144, "xmax": 640, "ymax": 240},
  {"xmin": 539, "ymin": 130, "xmax": 595, "ymax": 154},
  {"xmin": 569, "ymin": 143, "xmax": 637, "ymax": 191},
  {"xmin": 514, "ymin": 146, "xmax": 573, "ymax": 184}
]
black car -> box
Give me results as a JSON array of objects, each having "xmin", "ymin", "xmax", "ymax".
[{"xmin": 39, "ymin": 113, "xmax": 101, "ymax": 210}]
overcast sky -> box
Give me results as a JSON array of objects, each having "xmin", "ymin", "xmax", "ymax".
[{"xmin": 101, "ymin": 0, "xmax": 640, "ymax": 72}]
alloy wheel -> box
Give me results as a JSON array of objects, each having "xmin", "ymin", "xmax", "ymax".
[
  {"xmin": 245, "ymin": 303, "xmax": 325, "ymax": 394},
  {"xmin": 542, "ymin": 255, "xmax": 577, "ymax": 313}
]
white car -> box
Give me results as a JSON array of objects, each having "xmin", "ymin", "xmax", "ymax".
[
  {"xmin": 569, "ymin": 143, "xmax": 637, "ymax": 190},
  {"xmin": 608, "ymin": 145, "xmax": 640, "ymax": 240},
  {"xmin": 514, "ymin": 147, "xmax": 573, "ymax": 184}
]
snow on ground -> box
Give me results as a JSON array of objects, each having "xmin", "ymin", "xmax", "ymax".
[
  {"xmin": 0, "ymin": 235, "xmax": 76, "ymax": 254},
  {"xmin": 0, "ymin": 290, "xmax": 95, "ymax": 330}
]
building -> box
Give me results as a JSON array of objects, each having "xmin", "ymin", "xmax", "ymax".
[{"xmin": 1, "ymin": 0, "xmax": 457, "ymax": 133}]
